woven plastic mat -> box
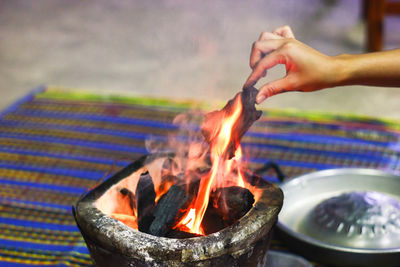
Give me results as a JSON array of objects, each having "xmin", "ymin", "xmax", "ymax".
[{"xmin": 1, "ymin": 86, "xmax": 399, "ymax": 266}]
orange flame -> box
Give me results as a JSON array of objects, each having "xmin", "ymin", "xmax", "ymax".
[
  {"xmin": 175, "ymin": 95, "xmax": 246, "ymax": 234},
  {"xmin": 101, "ymin": 94, "xmax": 260, "ymax": 236},
  {"xmin": 235, "ymin": 146, "xmax": 246, "ymax": 188}
]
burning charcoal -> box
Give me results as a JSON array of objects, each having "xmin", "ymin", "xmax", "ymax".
[
  {"xmin": 211, "ymin": 186, "xmax": 255, "ymax": 225},
  {"xmin": 136, "ymin": 171, "xmax": 156, "ymax": 233},
  {"xmin": 202, "ymin": 203, "xmax": 227, "ymax": 235},
  {"xmin": 119, "ymin": 188, "xmax": 136, "ymax": 212},
  {"xmin": 201, "ymin": 86, "xmax": 262, "ymax": 159},
  {"xmin": 165, "ymin": 229, "xmax": 201, "ymax": 239},
  {"xmin": 149, "ymin": 185, "xmax": 188, "ymax": 237}
]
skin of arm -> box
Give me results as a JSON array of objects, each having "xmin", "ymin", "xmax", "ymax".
[
  {"xmin": 245, "ymin": 26, "xmax": 400, "ymax": 104},
  {"xmin": 336, "ymin": 50, "xmax": 400, "ymax": 88}
]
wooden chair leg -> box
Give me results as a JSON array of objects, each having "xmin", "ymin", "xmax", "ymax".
[{"xmin": 365, "ymin": 0, "xmax": 385, "ymax": 52}]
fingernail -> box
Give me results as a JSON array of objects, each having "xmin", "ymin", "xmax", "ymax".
[{"xmin": 256, "ymin": 94, "xmax": 266, "ymax": 104}]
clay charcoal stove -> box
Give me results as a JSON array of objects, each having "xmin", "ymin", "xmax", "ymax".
[
  {"xmin": 74, "ymin": 91, "xmax": 282, "ymax": 266},
  {"xmin": 74, "ymin": 154, "xmax": 283, "ymax": 267}
]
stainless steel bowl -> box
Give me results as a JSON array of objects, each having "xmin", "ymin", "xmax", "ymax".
[{"xmin": 277, "ymin": 168, "xmax": 400, "ymax": 267}]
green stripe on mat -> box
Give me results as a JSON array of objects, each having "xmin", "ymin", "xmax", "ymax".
[
  {"xmin": 37, "ymin": 87, "xmax": 209, "ymax": 110},
  {"xmin": 39, "ymin": 87, "xmax": 400, "ymax": 131}
]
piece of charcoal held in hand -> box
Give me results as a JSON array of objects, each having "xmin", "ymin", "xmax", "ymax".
[
  {"xmin": 148, "ymin": 185, "xmax": 188, "ymax": 237},
  {"xmin": 201, "ymin": 86, "xmax": 262, "ymax": 159},
  {"xmin": 136, "ymin": 171, "xmax": 156, "ymax": 233}
]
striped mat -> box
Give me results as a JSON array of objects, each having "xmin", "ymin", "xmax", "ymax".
[{"xmin": 1, "ymin": 86, "xmax": 399, "ymax": 266}]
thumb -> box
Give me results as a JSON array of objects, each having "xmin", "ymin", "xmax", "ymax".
[{"xmin": 256, "ymin": 78, "xmax": 290, "ymax": 103}]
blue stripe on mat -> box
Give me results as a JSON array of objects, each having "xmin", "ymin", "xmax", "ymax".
[
  {"xmin": 0, "ymin": 218, "xmax": 78, "ymax": 231},
  {"xmin": 0, "ymin": 239, "xmax": 88, "ymax": 253},
  {"xmin": 10, "ymin": 109, "xmax": 178, "ymax": 129},
  {"xmin": 0, "ymin": 122, "xmax": 394, "ymax": 164},
  {"xmin": 8, "ymin": 108, "xmax": 398, "ymax": 148},
  {"xmin": 0, "ymin": 132, "xmax": 149, "ymax": 155},
  {"xmin": 0, "ymin": 120, "xmax": 156, "ymax": 140},
  {"xmin": 0, "ymin": 86, "xmax": 46, "ymax": 120},
  {"xmin": 0, "ymin": 146, "xmax": 129, "ymax": 166},
  {"xmin": 0, "ymin": 198, "xmax": 76, "ymax": 212},
  {"xmin": 0, "ymin": 163, "xmax": 107, "ymax": 180},
  {"xmin": 0, "ymin": 179, "xmax": 87, "ymax": 195}
]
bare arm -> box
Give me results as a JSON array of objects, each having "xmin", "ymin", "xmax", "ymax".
[
  {"xmin": 245, "ymin": 26, "xmax": 400, "ymax": 104},
  {"xmin": 336, "ymin": 50, "xmax": 400, "ymax": 87}
]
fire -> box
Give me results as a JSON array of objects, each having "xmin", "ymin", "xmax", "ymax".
[
  {"xmin": 155, "ymin": 180, "xmax": 174, "ymax": 203},
  {"xmin": 211, "ymin": 96, "xmax": 242, "ymax": 157},
  {"xmin": 235, "ymin": 146, "xmax": 246, "ymax": 188},
  {"xmin": 181, "ymin": 208, "xmax": 196, "ymax": 229},
  {"xmin": 111, "ymin": 213, "xmax": 138, "ymax": 229},
  {"xmin": 175, "ymin": 95, "xmax": 248, "ymax": 235},
  {"xmin": 97, "ymin": 93, "xmax": 259, "ymax": 237}
]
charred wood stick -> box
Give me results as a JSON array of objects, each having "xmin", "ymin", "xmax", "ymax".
[
  {"xmin": 136, "ymin": 171, "xmax": 156, "ymax": 233},
  {"xmin": 201, "ymin": 86, "xmax": 262, "ymax": 159},
  {"xmin": 149, "ymin": 185, "xmax": 188, "ymax": 237}
]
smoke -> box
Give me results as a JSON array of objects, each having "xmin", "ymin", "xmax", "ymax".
[{"xmin": 145, "ymin": 110, "xmax": 210, "ymax": 173}]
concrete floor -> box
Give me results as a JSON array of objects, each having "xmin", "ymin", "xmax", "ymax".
[{"xmin": 1, "ymin": 0, "xmax": 400, "ymax": 119}]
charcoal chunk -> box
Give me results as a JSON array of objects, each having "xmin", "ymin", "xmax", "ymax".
[
  {"xmin": 211, "ymin": 186, "xmax": 254, "ymax": 225},
  {"xmin": 136, "ymin": 171, "xmax": 156, "ymax": 233},
  {"xmin": 201, "ymin": 86, "xmax": 262, "ymax": 159},
  {"xmin": 202, "ymin": 202, "xmax": 227, "ymax": 235},
  {"xmin": 149, "ymin": 185, "xmax": 188, "ymax": 237}
]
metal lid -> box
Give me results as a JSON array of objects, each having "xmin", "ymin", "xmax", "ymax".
[{"xmin": 304, "ymin": 191, "xmax": 400, "ymax": 249}]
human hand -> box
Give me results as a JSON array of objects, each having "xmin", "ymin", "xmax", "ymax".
[{"xmin": 244, "ymin": 25, "xmax": 339, "ymax": 104}]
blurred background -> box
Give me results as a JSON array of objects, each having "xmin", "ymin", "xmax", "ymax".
[{"xmin": 1, "ymin": 0, "xmax": 399, "ymax": 118}]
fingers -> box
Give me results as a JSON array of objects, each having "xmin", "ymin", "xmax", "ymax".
[
  {"xmin": 246, "ymin": 26, "xmax": 296, "ymax": 93},
  {"xmin": 249, "ymin": 26, "xmax": 295, "ymax": 69},
  {"xmin": 249, "ymin": 39, "xmax": 285, "ymax": 69},
  {"xmin": 258, "ymin": 31, "xmax": 283, "ymax": 41},
  {"xmin": 273, "ymin": 25, "xmax": 295, "ymax": 38},
  {"xmin": 256, "ymin": 78, "xmax": 291, "ymax": 104},
  {"xmin": 245, "ymin": 50, "xmax": 286, "ymax": 88}
]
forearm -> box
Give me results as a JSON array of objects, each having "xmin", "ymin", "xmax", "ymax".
[{"xmin": 333, "ymin": 49, "xmax": 400, "ymax": 87}]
